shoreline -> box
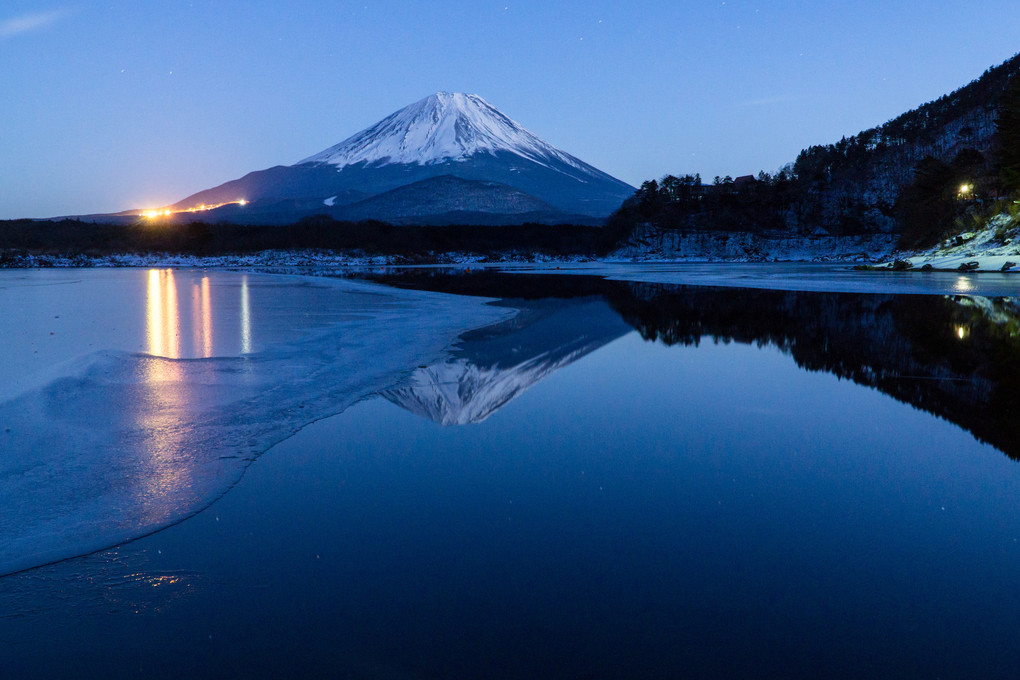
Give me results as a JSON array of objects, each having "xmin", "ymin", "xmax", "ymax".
[{"xmin": 0, "ymin": 249, "xmax": 886, "ymax": 270}]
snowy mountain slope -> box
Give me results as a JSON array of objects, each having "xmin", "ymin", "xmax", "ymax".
[
  {"xmin": 170, "ymin": 93, "xmax": 634, "ymax": 222},
  {"xmin": 300, "ymin": 92, "xmax": 589, "ymax": 173},
  {"xmin": 170, "ymin": 165, "xmax": 369, "ymax": 213}
]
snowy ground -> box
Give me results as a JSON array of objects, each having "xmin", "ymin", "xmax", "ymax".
[
  {"xmin": 882, "ymin": 213, "xmax": 1020, "ymax": 272},
  {"xmin": 7, "ymin": 217, "xmax": 1020, "ymax": 273},
  {"xmin": 0, "ymin": 249, "xmax": 570, "ymax": 269},
  {"xmin": 0, "ymin": 249, "xmax": 596, "ymax": 270}
]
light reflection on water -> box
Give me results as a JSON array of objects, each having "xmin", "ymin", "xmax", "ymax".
[
  {"xmin": 954, "ymin": 275, "xmax": 974, "ymax": 293},
  {"xmin": 240, "ymin": 274, "xmax": 252, "ymax": 355},
  {"xmin": 135, "ymin": 270, "xmax": 259, "ymax": 523},
  {"xmin": 140, "ymin": 270, "xmax": 191, "ymax": 514},
  {"xmin": 145, "ymin": 268, "xmax": 179, "ymax": 358},
  {"xmin": 144, "ymin": 268, "xmax": 251, "ymax": 359},
  {"xmin": 0, "ymin": 547, "xmax": 203, "ymax": 622},
  {"xmin": 192, "ymin": 276, "xmax": 213, "ymax": 358}
]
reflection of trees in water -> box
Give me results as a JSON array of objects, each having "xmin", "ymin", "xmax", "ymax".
[
  {"xmin": 609, "ymin": 283, "xmax": 1020, "ymax": 461},
  {"xmin": 360, "ymin": 269, "xmax": 1020, "ymax": 461}
]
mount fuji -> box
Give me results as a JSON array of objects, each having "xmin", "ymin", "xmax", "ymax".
[{"xmin": 170, "ymin": 92, "xmax": 635, "ymax": 225}]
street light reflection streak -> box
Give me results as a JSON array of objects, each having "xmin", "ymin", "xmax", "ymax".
[
  {"xmin": 146, "ymin": 269, "xmax": 181, "ymax": 359},
  {"xmin": 241, "ymin": 275, "xmax": 252, "ymax": 354},
  {"xmin": 147, "ymin": 269, "xmax": 164, "ymax": 357},
  {"xmin": 201, "ymin": 277, "xmax": 213, "ymax": 358},
  {"xmin": 191, "ymin": 283, "xmax": 201, "ymax": 357},
  {"xmin": 163, "ymin": 270, "xmax": 180, "ymax": 359},
  {"xmin": 139, "ymin": 268, "xmax": 193, "ymax": 519},
  {"xmin": 191, "ymin": 277, "xmax": 214, "ymax": 358}
]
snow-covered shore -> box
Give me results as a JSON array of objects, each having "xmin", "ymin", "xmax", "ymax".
[
  {"xmin": 0, "ymin": 249, "xmax": 593, "ymax": 270},
  {"xmin": 878, "ymin": 213, "xmax": 1020, "ymax": 272},
  {"xmin": 6, "ymin": 217, "xmax": 1020, "ymax": 272},
  {"xmin": 0, "ymin": 233, "xmax": 898, "ymax": 270}
]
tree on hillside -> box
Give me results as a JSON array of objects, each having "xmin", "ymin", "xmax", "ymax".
[
  {"xmin": 997, "ymin": 75, "xmax": 1020, "ymax": 193},
  {"xmin": 896, "ymin": 157, "xmax": 958, "ymax": 249}
]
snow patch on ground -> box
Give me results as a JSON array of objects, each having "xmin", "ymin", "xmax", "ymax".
[
  {"xmin": 883, "ymin": 212, "xmax": 1020, "ymax": 272},
  {"xmin": 0, "ymin": 249, "xmax": 597, "ymax": 270}
]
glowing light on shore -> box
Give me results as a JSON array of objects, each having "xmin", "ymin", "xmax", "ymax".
[{"xmin": 141, "ymin": 199, "xmax": 247, "ymax": 219}]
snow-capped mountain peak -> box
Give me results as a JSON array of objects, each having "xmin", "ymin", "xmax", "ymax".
[
  {"xmin": 298, "ymin": 92, "xmax": 586, "ymax": 172},
  {"xmin": 171, "ymin": 91, "xmax": 634, "ymax": 219}
]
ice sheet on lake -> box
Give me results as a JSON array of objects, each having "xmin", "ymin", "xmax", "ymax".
[
  {"xmin": 0, "ymin": 272, "xmax": 512, "ymax": 577},
  {"xmin": 491, "ymin": 262, "xmax": 1020, "ymax": 297}
]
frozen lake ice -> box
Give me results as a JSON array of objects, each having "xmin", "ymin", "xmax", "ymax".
[
  {"xmin": 0, "ymin": 269, "xmax": 511, "ymax": 576},
  {"xmin": 4, "ymin": 264, "xmax": 1020, "ymax": 678}
]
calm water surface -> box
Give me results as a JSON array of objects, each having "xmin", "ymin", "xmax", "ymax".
[{"xmin": 2, "ymin": 267, "xmax": 1020, "ymax": 678}]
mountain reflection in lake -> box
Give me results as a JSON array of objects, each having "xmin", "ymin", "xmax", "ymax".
[
  {"xmin": 4, "ymin": 267, "xmax": 1020, "ymax": 679},
  {"xmin": 370, "ymin": 268, "xmax": 1020, "ymax": 462}
]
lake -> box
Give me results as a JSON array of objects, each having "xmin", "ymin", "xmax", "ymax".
[{"xmin": 2, "ymin": 265, "xmax": 1020, "ymax": 678}]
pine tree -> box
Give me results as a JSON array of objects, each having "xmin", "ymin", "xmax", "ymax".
[{"xmin": 996, "ymin": 75, "xmax": 1020, "ymax": 193}]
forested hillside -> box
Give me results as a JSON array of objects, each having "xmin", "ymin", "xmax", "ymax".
[{"xmin": 609, "ymin": 52, "xmax": 1020, "ymax": 250}]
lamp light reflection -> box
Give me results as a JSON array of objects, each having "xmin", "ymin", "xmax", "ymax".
[
  {"xmin": 202, "ymin": 277, "xmax": 213, "ymax": 357},
  {"xmin": 241, "ymin": 275, "xmax": 252, "ymax": 354},
  {"xmin": 191, "ymin": 277, "xmax": 214, "ymax": 358},
  {"xmin": 147, "ymin": 270, "xmax": 163, "ymax": 356},
  {"xmin": 954, "ymin": 277, "xmax": 974, "ymax": 293},
  {"xmin": 146, "ymin": 269, "xmax": 180, "ymax": 358}
]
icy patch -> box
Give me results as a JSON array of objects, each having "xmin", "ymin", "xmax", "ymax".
[
  {"xmin": 488, "ymin": 262, "xmax": 1020, "ymax": 297},
  {"xmin": 0, "ymin": 273, "xmax": 513, "ymax": 576}
]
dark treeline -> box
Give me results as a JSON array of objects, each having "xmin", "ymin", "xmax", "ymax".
[
  {"xmin": 608, "ymin": 282, "xmax": 1020, "ymax": 461},
  {"xmin": 604, "ymin": 171, "xmax": 804, "ymax": 241},
  {"xmin": 0, "ymin": 216, "xmax": 613, "ymax": 261},
  {"xmin": 609, "ymin": 52, "xmax": 1020, "ymax": 250}
]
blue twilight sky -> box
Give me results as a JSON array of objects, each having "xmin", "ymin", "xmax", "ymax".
[{"xmin": 2, "ymin": 1, "xmax": 1020, "ymax": 219}]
